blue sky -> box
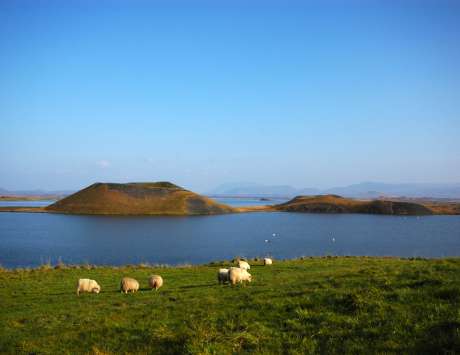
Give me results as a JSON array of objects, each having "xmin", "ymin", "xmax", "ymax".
[{"xmin": 1, "ymin": 0, "xmax": 459, "ymax": 192}]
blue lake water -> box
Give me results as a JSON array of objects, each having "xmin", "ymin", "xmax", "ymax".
[
  {"xmin": 0, "ymin": 200, "xmax": 56, "ymax": 207},
  {"xmin": 0, "ymin": 212, "xmax": 459, "ymax": 268},
  {"xmin": 212, "ymin": 197, "xmax": 288, "ymax": 207}
]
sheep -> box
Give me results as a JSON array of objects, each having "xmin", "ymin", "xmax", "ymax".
[
  {"xmin": 217, "ymin": 268, "xmax": 230, "ymax": 284},
  {"xmin": 120, "ymin": 277, "xmax": 139, "ymax": 294},
  {"xmin": 148, "ymin": 275, "xmax": 163, "ymax": 291},
  {"xmin": 229, "ymin": 267, "xmax": 252, "ymax": 286},
  {"xmin": 237, "ymin": 260, "xmax": 250, "ymax": 270},
  {"xmin": 76, "ymin": 278, "xmax": 101, "ymax": 295},
  {"xmin": 264, "ymin": 258, "xmax": 273, "ymax": 265}
]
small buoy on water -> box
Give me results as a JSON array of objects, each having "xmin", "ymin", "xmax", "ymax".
[
  {"xmin": 272, "ymin": 233, "xmax": 276, "ymax": 237},
  {"xmin": 265, "ymin": 239, "xmax": 270, "ymax": 243}
]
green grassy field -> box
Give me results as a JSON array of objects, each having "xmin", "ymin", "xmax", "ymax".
[{"xmin": 1, "ymin": 257, "xmax": 459, "ymax": 354}]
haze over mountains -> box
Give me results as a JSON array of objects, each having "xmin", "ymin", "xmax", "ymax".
[
  {"xmin": 208, "ymin": 182, "xmax": 460, "ymax": 199},
  {"xmin": 2, "ymin": 181, "xmax": 460, "ymax": 199}
]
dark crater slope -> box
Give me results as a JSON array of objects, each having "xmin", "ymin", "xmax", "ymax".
[
  {"xmin": 46, "ymin": 182, "xmax": 234, "ymax": 215},
  {"xmin": 274, "ymin": 195, "xmax": 433, "ymax": 215}
]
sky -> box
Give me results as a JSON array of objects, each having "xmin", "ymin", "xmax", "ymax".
[{"xmin": 1, "ymin": 0, "xmax": 459, "ymax": 193}]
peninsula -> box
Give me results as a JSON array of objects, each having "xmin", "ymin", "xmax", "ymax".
[{"xmin": 271, "ymin": 194, "xmax": 434, "ymax": 215}]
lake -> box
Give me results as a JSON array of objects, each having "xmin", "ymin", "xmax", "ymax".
[
  {"xmin": 211, "ymin": 197, "xmax": 288, "ymax": 207},
  {"xmin": 0, "ymin": 211, "xmax": 459, "ymax": 268},
  {"xmin": 0, "ymin": 200, "xmax": 56, "ymax": 207}
]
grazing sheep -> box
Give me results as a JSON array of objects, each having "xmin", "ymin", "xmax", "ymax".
[
  {"xmin": 229, "ymin": 267, "xmax": 252, "ymax": 286},
  {"xmin": 237, "ymin": 260, "xmax": 250, "ymax": 270},
  {"xmin": 264, "ymin": 258, "xmax": 273, "ymax": 265},
  {"xmin": 120, "ymin": 277, "xmax": 139, "ymax": 294},
  {"xmin": 148, "ymin": 275, "xmax": 163, "ymax": 291},
  {"xmin": 76, "ymin": 278, "xmax": 101, "ymax": 295},
  {"xmin": 217, "ymin": 268, "xmax": 230, "ymax": 284}
]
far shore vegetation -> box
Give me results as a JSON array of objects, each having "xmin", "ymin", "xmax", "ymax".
[{"xmin": 0, "ymin": 195, "xmax": 59, "ymax": 201}]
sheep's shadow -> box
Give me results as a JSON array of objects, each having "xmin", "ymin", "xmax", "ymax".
[
  {"xmin": 114, "ymin": 287, "xmax": 157, "ymax": 293},
  {"xmin": 138, "ymin": 287, "xmax": 162, "ymax": 292}
]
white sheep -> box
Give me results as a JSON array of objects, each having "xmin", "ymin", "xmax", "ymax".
[
  {"xmin": 76, "ymin": 278, "xmax": 101, "ymax": 295},
  {"xmin": 237, "ymin": 260, "xmax": 250, "ymax": 270},
  {"xmin": 264, "ymin": 258, "xmax": 273, "ymax": 265},
  {"xmin": 217, "ymin": 268, "xmax": 230, "ymax": 284},
  {"xmin": 120, "ymin": 277, "xmax": 139, "ymax": 294},
  {"xmin": 229, "ymin": 267, "xmax": 252, "ymax": 286},
  {"xmin": 148, "ymin": 275, "xmax": 163, "ymax": 291}
]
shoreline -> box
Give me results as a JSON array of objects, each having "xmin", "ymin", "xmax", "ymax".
[
  {"xmin": 1, "ymin": 205, "xmax": 459, "ymax": 215},
  {"xmin": 0, "ymin": 196, "xmax": 61, "ymax": 201},
  {"xmin": 3, "ymin": 255, "xmax": 459, "ymax": 271},
  {"xmin": 0, "ymin": 206, "xmax": 48, "ymax": 213}
]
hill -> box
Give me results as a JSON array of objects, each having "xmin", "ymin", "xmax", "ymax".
[
  {"xmin": 274, "ymin": 195, "xmax": 434, "ymax": 215},
  {"xmin": 46, "ymin": 182, "xmax": 234, "ymax": 215},
  {"xmin": 1, "ymin": 257, "xmax": 459, "ymax": 354}
]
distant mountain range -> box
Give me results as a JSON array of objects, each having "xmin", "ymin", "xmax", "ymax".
[
  {"xmin": 3, "ymin": 181, "xmax": 460, "ymax": 199},
  {"xmin": 206, "ymin": 182, "xmax": 318, "ymax": 197},
  {"xmin": 208, "ymin": 182, "xmax": 460, "ymax": 199}
]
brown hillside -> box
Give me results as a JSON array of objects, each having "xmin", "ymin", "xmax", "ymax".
[
  {"xmin": 274, "ymin": 195, "xmax": 434, "ymax": 215},
  {"xmin": 46, "ymin": 182, "xmax": 234, "ymax": 215}
]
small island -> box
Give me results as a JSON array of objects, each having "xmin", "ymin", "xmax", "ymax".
[{"xmin": 44, "ymin": 182, "xmax": 235, "ymax": 215}]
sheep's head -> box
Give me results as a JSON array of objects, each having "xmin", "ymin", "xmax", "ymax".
[
  {"xmin": 92, "ymin": 286, "xmax": 101, "ymax": 294},
  {"xmin": 247, "ymin": 273, "xmax": 252, "ymax": 282}
]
